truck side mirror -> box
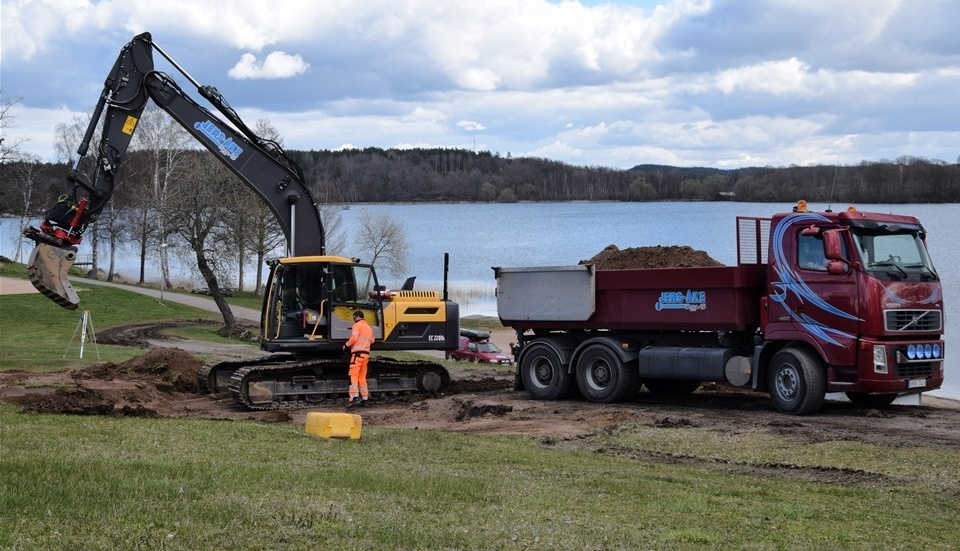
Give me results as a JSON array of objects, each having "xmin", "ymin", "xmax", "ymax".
[
  {"xmin": 822, "ymin": 230, "xmax": 849, "ymax": 274},
  {"xmin": 823, "ymin": 230, "xmax": 843, "ymax": 261}
]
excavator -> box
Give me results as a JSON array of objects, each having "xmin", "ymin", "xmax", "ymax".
[{"xmin": 23, "ymin": 32, "xmax": 458, "ymax": 409}]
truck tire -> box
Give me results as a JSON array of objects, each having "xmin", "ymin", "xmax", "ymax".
[
  {"xmin": 642, "ymin": 378, "xmax": 700, "ymax": 397},
  {"xmin": 768, "ymin": 348, "xmax": 826, "ymax": 415},
  {"xmin": 575, "ymin": 344, "xmax": 639, "ymax": 403},
  {"xmin": 520, "ymin": 342, "xmax": 574, "ymax": 400}
]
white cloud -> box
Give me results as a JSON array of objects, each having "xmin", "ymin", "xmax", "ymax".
[
  {"xmin": 1, "ymin": 0, "xmax": 94, "ymax": 60},
  {"xmin": 3, "ymin": 103, "xmax": 79, "ymax": 162},
  {"xmin": 457, "ymin": 120, "xmax": 487, "ymax": 132},
  {"xmin": 716, "ymin": 58, "xmax": 813, "ymax": 96},
  {"xmin": 456, "ymin": 69, "xmax": 501, "ymax": 92},
  {"xmin": 714, "ymin": 58, "xmax": 921, "ymax": 98},
  {"xmin": 228, "ymin": 52, "xmax": 309, "ymax": 80}
]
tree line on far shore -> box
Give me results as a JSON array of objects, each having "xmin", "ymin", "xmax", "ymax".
[
  {"xmin": 288, "ymin": 148, "xmax": 960, "ymax": 204},
  {"xmin": 5, "ymin": 145, "xmax": 960, "ymax": 220},
  {"xmin": 4, "ymin": 148, "xmax": 959, "ymax": 222}
]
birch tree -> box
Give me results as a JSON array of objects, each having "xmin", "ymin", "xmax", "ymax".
[
  {"xmin": 1, "ymin": 94, "xmax": 27, "ymax": 165},
  {"xmin": 353, "ymin": 210, "xmax": 409, "ymax": 279},
  {"xmin": 163, "ymin": 151, "xmax": 237, "ymax": 331},
  {"xmin": 129, "ymin": 105, "xmax": 194, "ymax": 287}
]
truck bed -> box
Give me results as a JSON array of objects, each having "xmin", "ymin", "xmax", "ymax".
[{"xmin": 494, "ymin": 264, "xmax": 766, "ymax": 332}]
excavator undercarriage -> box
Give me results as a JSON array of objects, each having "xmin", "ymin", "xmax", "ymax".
[{"xmin": 200, "ymin": 355, "xmax": 450, "ymax": 410}]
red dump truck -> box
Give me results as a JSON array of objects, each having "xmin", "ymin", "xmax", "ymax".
[{"xmin": 494, "ymin": 202, "xmax": 945, "ymax": 414}]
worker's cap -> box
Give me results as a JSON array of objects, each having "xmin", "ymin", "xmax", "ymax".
[{"xmin": 353, "ymin": 310, "xmax": 364, "ymax": 320}]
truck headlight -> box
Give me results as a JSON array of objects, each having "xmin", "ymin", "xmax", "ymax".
[{"xmin": 873, "ymin": 345, "xmax": 888, "ymax": 374}]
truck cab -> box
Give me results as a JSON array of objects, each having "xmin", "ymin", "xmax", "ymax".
[{"xmin": 759, "ymin": 203, "xmax": 945, "ymax": 411}]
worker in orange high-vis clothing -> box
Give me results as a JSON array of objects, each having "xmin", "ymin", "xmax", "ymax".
[{"xmin": 344, "ymin": 310, "xmax": 374, "ymax": 407}]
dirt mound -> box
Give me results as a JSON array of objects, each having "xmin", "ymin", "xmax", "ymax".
[
  {"xmin": 585, "ymin": 244, "xmax": 722, "ymax": 270},
  {"xmin": 76, "ymin": 348, "xmax": 205, "ymax": 393},
  {"xmin": 8, "ymin": 348, "xmax": 206, "ymax": 416},
  {"xmin": 10, "ymin": 386, "xmax": 164, "ymax": 417}
]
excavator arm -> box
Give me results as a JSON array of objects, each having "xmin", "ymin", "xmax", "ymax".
[{"xmin": 24, "ymin": 32, "xmax": 325, "ymax": 309}]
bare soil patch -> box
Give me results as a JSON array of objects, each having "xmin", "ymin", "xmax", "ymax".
[
  {"xmin": 1, "ymin": 322, "xmax": 958, "ymax": 457},
  {"xmin": 4, "ymin": 247, "xmax": 958, "ymax": 479}
]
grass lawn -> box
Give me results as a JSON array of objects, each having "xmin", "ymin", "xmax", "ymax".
[
  {"xmin": 3, "ymin": 406, "xmax": 959, "ymax": 551},
  {"xmin": 3, "ymin": 261, "xmax": 959, "ymax": 550},
  {"xmin": 1, "ymin": 264, "xmax": 222, "ymax": 371}
]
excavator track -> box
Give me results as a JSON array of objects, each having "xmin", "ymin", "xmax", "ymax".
[
  {"xmin": 206, "ymin": 356, "xmax": 450, "ymax": 410},
  {"xmin": 199, "ymin": 354, "xmax": 298, "ymax": 394}
]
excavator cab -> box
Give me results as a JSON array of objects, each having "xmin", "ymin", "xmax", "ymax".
[
  {"xmin": 262, "ymin": 255, "xmax": 459, "ymax": 358},
  {"xmin": 262, "ymin": 256, "xmax": 387, "ymax": 354}
]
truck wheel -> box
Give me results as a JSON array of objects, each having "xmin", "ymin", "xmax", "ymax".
[
  {"xmin": 768, "ymin": 348, "xmax": 826, "ymax": 415},
  {"xmin": 520, "ymin": 343, "xmax": 574, "ymax": 400},
  {"xmin": 845, "ymin": 392, "xmax": 898, "ymax": 408},
  {"xmin": 576, "ymin": 345, "xmax": 639, "ymax": 403},
  {"xmin": 643, "ymin": 379, "xmax": 700, "ymax": 397}
]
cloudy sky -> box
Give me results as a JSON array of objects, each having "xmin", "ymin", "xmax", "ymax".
[{"xmin": 2, "ymin": 0, "xmax": 959, "ymax": 169}]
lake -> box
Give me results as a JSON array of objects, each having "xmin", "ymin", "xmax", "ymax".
[{"xmin": 3, "ymin": 201, "xmax": 958, "ymax": 398}]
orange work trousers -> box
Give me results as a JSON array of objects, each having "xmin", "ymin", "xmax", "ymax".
[{"xmin": 348, "ymin": 352, "xmax": 370, "ymax": 402}]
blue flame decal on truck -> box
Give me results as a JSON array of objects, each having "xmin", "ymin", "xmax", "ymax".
[{"xmin": 769, "ymin": 212, "xmax": 860, "ymax": 346}]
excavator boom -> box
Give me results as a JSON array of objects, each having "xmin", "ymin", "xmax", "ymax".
[{"xmin": 24, "ymin": 32, "xmax": 325, "ymax": 308}]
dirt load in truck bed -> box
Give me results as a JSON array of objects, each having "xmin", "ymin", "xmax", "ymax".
[{"xmin": 584, "ymin": 244, "xmax": 723, "ymax": 270}]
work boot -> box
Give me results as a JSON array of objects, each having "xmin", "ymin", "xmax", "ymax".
[
  {"xmin": 360, "ymin": 400, "xmax": 369, "ymax": 407},
  {"xmin": 346, "ymin": 399, "xmax": 359, "ymax": 408}
]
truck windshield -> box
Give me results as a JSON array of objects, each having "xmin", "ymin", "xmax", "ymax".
[{"xmin": 851, "ymin": 228, "xmax": 938, "ymax": 282}]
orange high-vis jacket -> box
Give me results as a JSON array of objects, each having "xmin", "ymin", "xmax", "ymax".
[{"xmin": 345, "ymin": 319, "xmax": 374, "ymax": 353}]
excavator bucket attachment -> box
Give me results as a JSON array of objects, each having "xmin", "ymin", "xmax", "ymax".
[{"xmin": 26, "ymin": 242, "xmax": 80, "ymax": 310}]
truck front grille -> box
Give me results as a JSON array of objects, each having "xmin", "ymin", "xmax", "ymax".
[
  {"xmin": 885, "ymin": 310, "xmax": 942, "ymax": 332},
  {"xmin": 894, "ymin": 362, "xmax": 938, "ymax": 378}
]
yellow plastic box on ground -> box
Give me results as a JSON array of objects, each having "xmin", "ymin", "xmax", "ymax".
[{"xmin": 305, "ymin": 412, "xmax": 362, "ymax": 440}]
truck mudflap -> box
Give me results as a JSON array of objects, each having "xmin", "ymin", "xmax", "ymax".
[
  {"xmin": 218, "ymin": 356, "xmax": 451, "ymax": 410},
  {"xmin": 25, "ymin": 241, "xmax": 80, "ymax": 310}
]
